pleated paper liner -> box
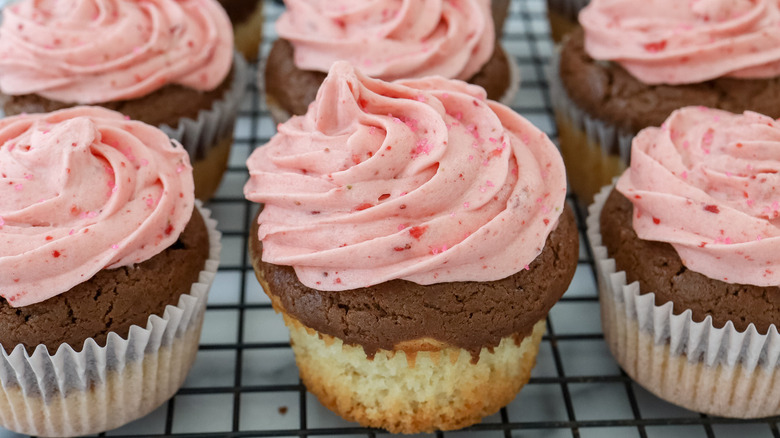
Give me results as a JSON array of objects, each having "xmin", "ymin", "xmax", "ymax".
[
  {"xmin": 0, "ymin": 203, "xmax": 221, "ymax": 437},
  {"xmin": 587, "ymin": 184, "xmax": 780, "ymax": 418}
]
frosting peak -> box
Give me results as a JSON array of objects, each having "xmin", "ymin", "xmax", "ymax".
[
  {"xmin": 276, "ymin": 0, "xmax": 495, "ymax": 81},
  {"xmin": 244, "ymin": 61, "xmax": 567, "ymax": 291},
  {"xmin": 617, "ymin": 106, "xmax": 780, "ymax": 286},
  {"xmin": 0, "ymin": 107, "xmax": 195, "ymax": 307},
  {"xmin": 0, "ymin": 0, "xmax": 233, "ymax": 103},
  {"xmin": 580, "ymin": 0, "xmax": 780, "ymax": 84}
]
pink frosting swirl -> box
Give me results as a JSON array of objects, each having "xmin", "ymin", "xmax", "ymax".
[
  {"xmin": 580, "ymin": 0, "xmax": 780, "ymax": 84},
  {"xmin": 617, "ymin": 107, "xmax": 780, "ymax": 287},
  {"xmin": 0, "ymin": 107, "xmax": 195, "ymax": 307},
  {"xmin": 0, "ymin": 0, "xmax": 233, "ymax": 103},
  {"xmin": 276, "ymin": 0, "xmax": 495, "ymax": 81},
  {"xmin": 244, "ymin": 61, "xmax": 567, "ymax": 291}
]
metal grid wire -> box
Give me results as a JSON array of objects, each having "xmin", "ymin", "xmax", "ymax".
[{"xmin": 2, "ymin": 0, "xmax": 779, "ymax": 437}]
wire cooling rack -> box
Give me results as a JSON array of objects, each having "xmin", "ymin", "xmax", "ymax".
[{"xmin": 2, "ymin": 1, "xmax": 780, "ymax": 437}]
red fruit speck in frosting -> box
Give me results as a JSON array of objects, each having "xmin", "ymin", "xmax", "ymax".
[
  {"xmin": 409, "ymin": 226, "xmax": 428, "ymax": 240},
  {"xmin": 52, "ymin": 250, "xmax": 60, "ymax": 258},
  {"xmin": 355, "ymin": 203, "xmax": 373, "ymax": 211},
  {"xmin": 652, "ymin": 217, "xmax": 661, "ymax": 225},
  {"xmin": 45, "ymin": 236, "xmax": 53, "ymax": 241},
  {"xmin": 643, "ymin": 40, "xmax": 667, "ymax": 52},
  {"xmin": 164, "ymin": 223, "xmax": 174, "ymax": 235},
  {"xmin": 703, "ymin": 205, "xmax": 720, "ymax": 214}
]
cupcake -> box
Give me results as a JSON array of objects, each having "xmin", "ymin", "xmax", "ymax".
[
  {"xmin": 219, "ymin": 0, "xmax": 264, "ymax": 61},
  {"xmin": 546, "ymin": 0, "xmax": 589, "ymax": 43},
  {"xmin": 245, "ymin": 61, "xmax": 578, "ymax": 433},
  {"xmin": 550, "ymin": 0, "xmax": 780, "ymax": 203},
  {"xmin": 588, "ymin": 106, "xmax": 780, "ymax": 418},
  {"xmin": 0, "ymin": 106, "xmax": 220, "ymax": 436},
  {"xmin": 0, "ymin": 0, "xmax": 248, "ymax": 200},
  {"xmin": 264, "ymin": 0, "xmax": 519, "ymax": 123}
]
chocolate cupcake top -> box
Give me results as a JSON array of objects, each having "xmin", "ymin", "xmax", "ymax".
[
  {"xmin": 276, "ymin": 0, "xmax": 495, "ymax": 81},
  {"xmin": 616, "ymin": 106, "xmax": 780, "ymax": 286},
  {"xmin": 0, "ymin": 0, "xmax": 233, "ymax": 103},
  {"xmin": 245, "ymin": 61, "xmax": 566, "ymax": 291},
  {"xmin": 0, "ymin": 106, "xmax": 195, "ymax": 307},
  {"xmin": 580, "ymin": 0, "xmax": 780, "ymax": 84}
]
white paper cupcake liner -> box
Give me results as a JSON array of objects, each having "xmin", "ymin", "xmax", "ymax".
[
  {"xmin": 160, "ymin": 53, "xmax": 249, "ymax": 161},
  {"xmin": 0, "ymin": 203, "xmax": 221, "ymax": 437},
  {"xmin": 546, "ymin": 0, "xmax": 590, "ymax": 21},
  {"xmin": 547, "ymin": 51, "xmax": 634, "ymax": 163},
  {"xmin": 262, "ymin": 44, "xmax": 521, "ymax": 125},
  {"xmin": 587, "ymin": 183, "xmax": 780, "ymax": 418}
]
